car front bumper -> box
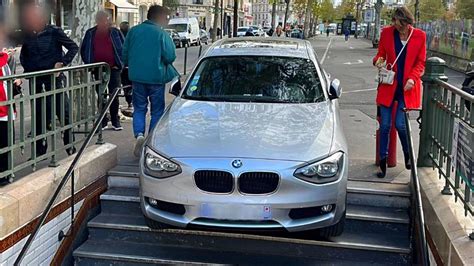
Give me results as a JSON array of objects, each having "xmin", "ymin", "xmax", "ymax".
[{"xmin": 140, "ymin": 157, "xmax": 347, "ymax": 232}]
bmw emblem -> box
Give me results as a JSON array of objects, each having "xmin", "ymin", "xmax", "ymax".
[{"xmin": 232, "ymin": 159, "xmax": 243, "ymax": 168}]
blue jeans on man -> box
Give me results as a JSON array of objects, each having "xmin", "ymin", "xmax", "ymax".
[{"xmin": 132, "ymin": 82, "xmax": 165, "ymax": 137}]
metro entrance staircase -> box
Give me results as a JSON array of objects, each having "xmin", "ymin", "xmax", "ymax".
[{"xmin": 73, "ymin": 165, "xmax": 414, "ymax": 265}]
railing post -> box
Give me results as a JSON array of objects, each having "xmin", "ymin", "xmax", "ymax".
[{"xmin": 417, "ymin": 57, "xmax": 448, "ymax": 167}]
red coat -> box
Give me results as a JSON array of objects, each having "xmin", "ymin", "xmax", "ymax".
[{"xmin": 373, "ymin": 25, "xmax": 426, "ymax": 109}]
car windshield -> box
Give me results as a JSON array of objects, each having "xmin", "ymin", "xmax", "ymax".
[
  {"xmin": 238, "ymin": 28, "xmax": 248, "ymax": 32},
  {"xmin": 182, "ymin": 56, "xmax": 325, "ymax": 104},
  {"xmin": 167, "ymin": 24, "xmax": 187, "ymax": 32},
  {"xmin": 251, "ymin": 26, "xmax": 259, "ymax": 30}
]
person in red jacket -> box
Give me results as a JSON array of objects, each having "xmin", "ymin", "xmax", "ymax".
[
  {"xmin": 0, "ymin": 26, "xmax": 22, "ymax": 181},
  {"xmin": 373, "ymin": 6, "xmax": 426, "ymax": 178}
]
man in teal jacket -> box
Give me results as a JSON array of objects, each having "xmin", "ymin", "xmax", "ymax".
[{"xmin": 122, "ymin": 5, "xmax": 177, "ymax": 157}]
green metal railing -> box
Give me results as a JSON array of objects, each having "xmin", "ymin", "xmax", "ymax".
[
  {"xmin": 0, "ymin": 63, "xmax": 111, "ymax": 183},
  {"xmin": 418, "ymin": 57, "xmax": 473, "ymax": 238}
]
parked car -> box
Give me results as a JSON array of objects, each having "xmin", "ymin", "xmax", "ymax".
[
  {"xmin": 168, "ymin": 17, "xmax": 200, "ymax": 46},
  {"xmin": 200, "ymin": 29, "xmax": 209, "ymax": 45},
  {"xmin": 290, "ymin": 29, "xmax": 304, "ymax": 39},
  {"xmin": 165, "ymin": 29, "xmax": 183, "ymax": 48},
  {"xmin": 250, "ymin": 25, "xmax": 265, "ymax": 36},
  {"xmin": 237, "ymin": 27, "xmax": 249, "ymax": 37},
  {"xmin": 139, "ymin": 38, "xmax": 348, "ymax": 237}
]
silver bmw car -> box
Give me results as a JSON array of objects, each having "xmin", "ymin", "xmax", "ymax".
[{"xmin": 140, "ymin": 38, "xmax": 348, "ymax": 237}]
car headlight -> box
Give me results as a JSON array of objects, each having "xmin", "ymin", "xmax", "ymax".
[
  {"xmin": 144, "ymin": 146, "xmax": 182, "ymax": 178},
  {"xmin": 294, "ymin": 152, "xmax": 344, "ymax": 184}
]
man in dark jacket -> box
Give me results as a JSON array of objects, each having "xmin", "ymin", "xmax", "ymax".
[
  {"xmin": 119, "ymin": 21, "xmax": 132, "ymax": 109},
  {"xmin": 20, "ymin": 4, "xmax": 79, "ymax": 157},
  {"xmin": 81, "ymin": 10, "xmax": 125, "ymax": 130}
]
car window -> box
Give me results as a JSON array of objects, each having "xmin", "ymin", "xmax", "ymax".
[
  {"xmin": 167, "ymin": 24, "xmax": 188, "ymax": 32},
  {"xmin": 182, "ymin": 56, "xmax": 325, "ymax": 104},
  {"xmin": 238, "ymin": 28, "xmax": 248, "ymax": 32}
]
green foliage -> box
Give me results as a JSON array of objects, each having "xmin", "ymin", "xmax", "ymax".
[
  {"xmin": 292, "ymin": 0, "xmax": 309, "ymax": 19},
  {"xmin": 335, "ymin": 0, "xmax": 357, "ymax": 19},
  {"xmin": 456, "ymin": 0, "xmax": 474, "ymax": 19},
  {"xmin": 319, "ymin": 0, "xmax": 335, "ymax": 23},
  {"xmin": 419, "ymin": 0, "xmax": 446, "ymax": 21}
]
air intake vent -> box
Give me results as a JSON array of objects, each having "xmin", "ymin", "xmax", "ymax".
[
  {"xmin": 238, "ymin": 172, "xmax": 280, "ymax": 194},
  {"xmin": 194, "ymin": 170, "xmax": 234, "ymax": 193}
]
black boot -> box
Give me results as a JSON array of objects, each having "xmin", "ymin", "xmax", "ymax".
[
  {"xmin": 404, "ymin": 152, "xmax": 412, "ymax": 170},
  {"xmin": 377, "ymin": 158, "xmax": 387, "ymax": 178}
]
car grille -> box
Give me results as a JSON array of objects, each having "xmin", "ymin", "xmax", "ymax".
[
  {"xmin": 238, "ymin": 172, "xmax": 280, "ymax": 194},
  {"xmin": 194, "ymin": 170, "xmax": 234, "ymax": 193}
]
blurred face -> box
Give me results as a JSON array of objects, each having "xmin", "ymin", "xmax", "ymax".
[
  {"xmin": 23, "ymin": 5, "xmax": 46, "ymax": 32},
  {"xmin": 276, "ymin": 27, "xmax": 282, "ymax": 34},
  {"xmin": 392, "ymin": 18, "xmax": 407, "ymax": 33},
  {"xmin": 157, "ymin": 14, "xmax": 170, "ymax": 27},
  {"xmin": 96, "ymin": 14, "xmax": 110, "ymax": 30}
]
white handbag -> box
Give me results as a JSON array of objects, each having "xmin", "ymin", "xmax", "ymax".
[{"xmin": 378, "ymin": 28, "xmax": 413, "ymax": 85}]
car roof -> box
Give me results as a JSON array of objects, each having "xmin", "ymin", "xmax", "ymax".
[{"xmin": 204, "ymin": 37, "xmax": 311, "ymax": 59}]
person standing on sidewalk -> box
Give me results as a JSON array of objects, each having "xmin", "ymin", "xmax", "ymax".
[
  {"xmin": 373, "ymin": 6, "xmax": 426, "ymax": 178},
  {"xmin": 81, "ymin": 10, "xmax": 125, "ymax": 130},
  {"xmin": 119, "ymin": 21, "xmax": 133, "ymax": 110},
  {"xmin": 122, "ymin": 5, "xmax": 178, "ymax": 157},
  {"xmin": 344, "ymin": 27, "xmax": 350, "ymax": 42},
  {"xmin": 0, "ymin": 24, "xmax": 23, "ymax": 181},
  {"xmin": 20, "ymin": 4, "xmax": 79, "ymax": 157}
]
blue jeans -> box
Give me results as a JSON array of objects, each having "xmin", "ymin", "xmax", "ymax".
[
  {"xmin": 132, "ymin": 82, "xmax": 165, "ymax": 138},
  {"xmin": 379, "ymin": 99, "xmax": 409, "ymax": 159}
]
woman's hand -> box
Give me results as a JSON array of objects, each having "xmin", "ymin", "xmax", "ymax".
[
  {"xmin": 404, "ymin": 79, "xmax": 415, "ymax": 91},
  {"xmin": 375, "ymin": 57, "xmax": 385, "ymax": 69}
]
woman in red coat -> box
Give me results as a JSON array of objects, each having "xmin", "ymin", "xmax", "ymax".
[{"xmin": 373, "ymin": 6, "xmax": 426, "ymax": 178}]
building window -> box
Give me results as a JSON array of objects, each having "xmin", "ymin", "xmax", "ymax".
[{"xmin": 193, "ymin": 0, "xmax": 203, "ymax": 4}]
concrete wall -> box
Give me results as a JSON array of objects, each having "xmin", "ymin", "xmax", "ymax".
[
  {"xmin": 0, "ymin": 143, "xmax": 117, "ymax": 266},
  {"xmin": 419, "ymin": 168, "xmax": 474, "ymax": 265}
]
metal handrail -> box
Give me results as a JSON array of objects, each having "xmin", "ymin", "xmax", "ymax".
[
  {"xmin": 14, "ymin": 84, "xmax": 125, "ymax": 265},
  {"xmin": 404, "ymin": 108, "xmax": 429, "ymax": 266},
  {"xmin": 0, "ymin": 62, "xmax": 109, "ymax": 81}
]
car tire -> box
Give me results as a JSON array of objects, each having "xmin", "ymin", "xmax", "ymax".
[
  {"xmin": 145, "ymin": 216, "xmax": 173, "ymax": 230},
  {"xmin": 319, "ymin": 211, "xmax": 346, "ymax": 238}
]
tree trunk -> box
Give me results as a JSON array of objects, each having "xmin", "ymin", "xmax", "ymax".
[
  {"xmin": 233, "ymin": 0, "xmax": 238, "ymax": 37},
  {"xmin": 303, "ymin": 0, "xmax": 311, "ymax": 38},
  {"xmin": 271, "ymin": 1, "xmax": 276, "ymax": 29},
  {"xmin": 212, "ymin": 0, "xmax": 219, "ymax": 42}
]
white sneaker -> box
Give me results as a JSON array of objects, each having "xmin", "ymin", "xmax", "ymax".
[{"xmin": 134, "ymin": 135, "xmax": 145, "ymax": 158}]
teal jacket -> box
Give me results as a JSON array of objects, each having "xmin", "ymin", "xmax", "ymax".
[{"xmin": 122, "ymin": 20, "xmax": 177, "ymax": 85}]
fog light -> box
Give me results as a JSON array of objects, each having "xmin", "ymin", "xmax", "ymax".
[
  {"xmin": 149, "ymin": 198, "xmax": 158, "ymax": 206},
  {"xmin": 321, "ymin": 204, "xmax": 333, "ymax": 213}
]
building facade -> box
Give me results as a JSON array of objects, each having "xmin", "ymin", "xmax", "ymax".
[{"xmin": 252, "ymin": 0, "xmax": 290, "ymax": 28}]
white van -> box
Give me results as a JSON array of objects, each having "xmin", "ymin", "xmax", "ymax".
[{"xmin": 167, "ymin": 17, "xmax": 201, "ymax": 46}]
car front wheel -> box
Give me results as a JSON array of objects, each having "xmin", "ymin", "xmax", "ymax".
[{"xmin": 319, "ymin": 211, "xmax": 346, "ymax": 238}]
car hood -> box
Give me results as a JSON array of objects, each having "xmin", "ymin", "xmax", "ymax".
[{"xmin": 150, "ymin": 99, "xmax": 334, "ymax": 162}]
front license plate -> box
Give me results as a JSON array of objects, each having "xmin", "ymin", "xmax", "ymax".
[{"xmin": 200, "ymin": 203, "xmax": 272, "ymax": 220}]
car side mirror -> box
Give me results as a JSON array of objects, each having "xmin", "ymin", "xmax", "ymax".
[
  {"xmin": 328, "ymin": 79, "xmax": 342, "ymax": 100},
  {"xmin": 169, "ymin": 78, "xmax": 182, "ymax": 96},
  {"xmin": 188, "ymin": 28, "xmax": 192, "ymax": 34}
]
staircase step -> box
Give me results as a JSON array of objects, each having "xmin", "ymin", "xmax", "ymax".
[
  {"xmin": 74, "ymin": 240, "xmax": 350, "ymax": 265},
  {"xmin": 347, "ymin": 181, "xmax": 411, "ymax": 197},
  {"xmin": 87, "ymin": 212, "xmax": 411, "ymax": 254},
  {"xmin": 346, "ymin": 204, "xmax": 409, "ymax": 224},
  {"xmin": 108, "ymin": 175, "xmax": 139, "ymax": 188},
  {"xmin": 108, "ymin": 165, "xmax": 140, "ymax": 178},
  {"xmin": 347, "ymin": 181, "xmax": 411, "ymax": 208}
]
